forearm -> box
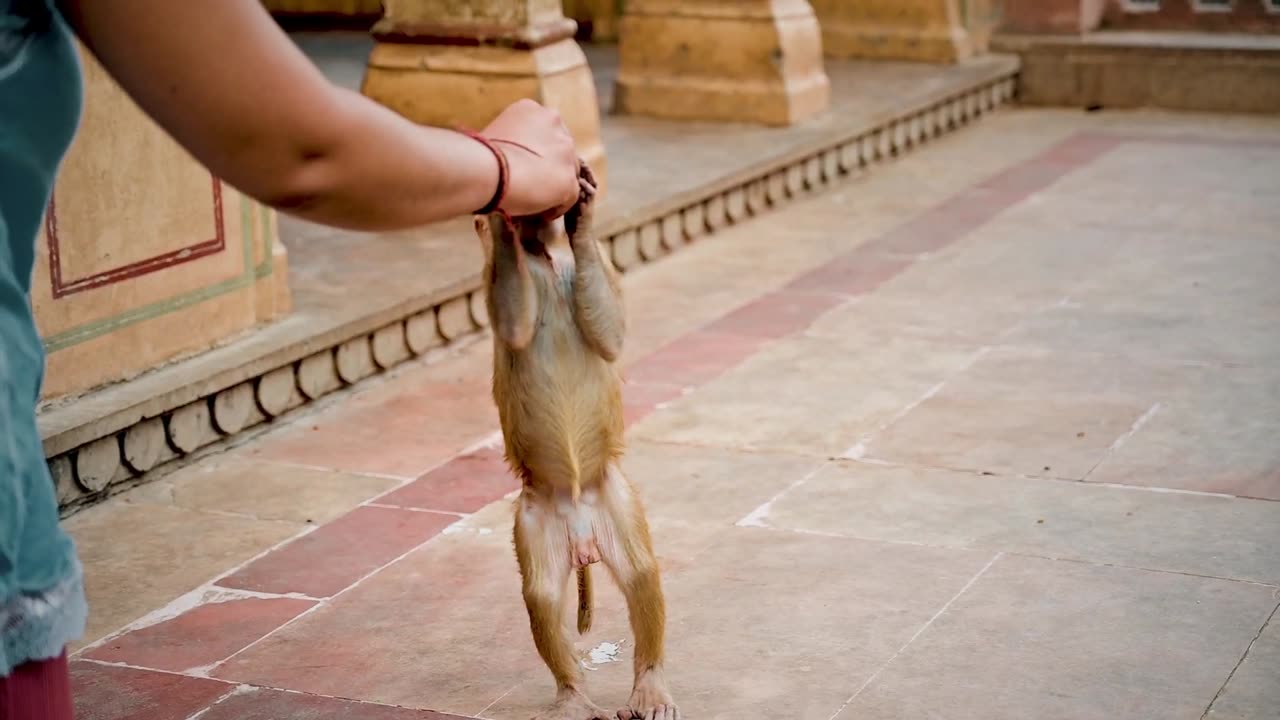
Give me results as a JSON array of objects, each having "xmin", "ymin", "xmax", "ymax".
[
  {"xmin": 56, "ymin": 0, "xmax": 498, "ymax": 232},
  {"xmin": 264, "ymin": 88, "xmax": 499, "ymax": 231}
]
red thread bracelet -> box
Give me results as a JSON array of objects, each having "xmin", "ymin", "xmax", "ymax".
[{"xmin": 459, "ymin": 128, "xmax": 510, "ymax": 219}]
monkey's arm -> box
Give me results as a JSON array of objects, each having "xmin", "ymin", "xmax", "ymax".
[
  {"xmin": 487, "ymin": 218, "xmax": 539, "ymax": 350},
  {"xmin": 570, "ymin": 234, "xmax": 626, "ymax": 363}
]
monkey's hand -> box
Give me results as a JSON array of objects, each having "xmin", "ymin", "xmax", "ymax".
[{"xmin": 564, "ymin": 159, "xmax": 597, "ymax": 244}]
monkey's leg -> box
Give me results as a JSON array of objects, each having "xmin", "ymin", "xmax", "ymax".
[
  {"xmin": 484, "ymin": 213, "xmax": 539, "ymax": 350},
  {"xmin": 597, "ymin": 466, "xmax": 680, "ymax": 720},
  {"xmin": 514, "ymin": 494, "xmax": 611, "ymax": 720},
  {"xmin": 566, "ymin": 165, "xmax": 625, "ymax": 363}
]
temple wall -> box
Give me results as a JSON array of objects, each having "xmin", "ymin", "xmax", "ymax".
[{"xmin": 32, "ymin": 47, "xmax": 291, "ymax": 402}]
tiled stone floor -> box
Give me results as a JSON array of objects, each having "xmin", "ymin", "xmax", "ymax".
[{"xmin": 63, "ymin": 108, "xmax": 1280, "ymax": 720}]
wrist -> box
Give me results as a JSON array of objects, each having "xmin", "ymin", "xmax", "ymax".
[{"xmin": 458, "ymin": 129, "xmax": 508, "ymax": 215}]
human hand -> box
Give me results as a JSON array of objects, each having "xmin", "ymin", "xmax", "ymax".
[{"xmin": 482, "ymin": 99, "xmax": 580, "ymax": 220}]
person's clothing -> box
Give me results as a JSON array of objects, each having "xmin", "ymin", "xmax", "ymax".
[
  {"xmin": 0, "ymin": 651, "xmax": 75, "ymax": 720},
  {"xmin": 0, "ymin": 0, "xmax": 88, "ymax": 676}
]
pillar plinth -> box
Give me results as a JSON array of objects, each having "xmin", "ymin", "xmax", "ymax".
[
  {"xmin": 361, "ymin": 0, "xmax": 607, "ymax": 193},
  {"xmin": 613, "ymin": 0, "xmax": 830, "ymax": 127},
  {"xmin": 810, "ymin": 0, "xmax": 981, "ymax": 63}
]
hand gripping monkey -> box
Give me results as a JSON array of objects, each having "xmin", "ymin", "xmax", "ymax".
[{"xmin": 475, "ymin": 161, "xmax": 680, "ymax": 720}]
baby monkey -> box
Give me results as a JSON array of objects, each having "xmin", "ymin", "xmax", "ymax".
[{"xmin": 476, "ymin": 161, "xmax": 680, "ymax": 720}]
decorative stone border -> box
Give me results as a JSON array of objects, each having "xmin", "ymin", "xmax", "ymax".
[{"xmin": 51, "ymin": 72, "xmax": 1018, "ymax": 515}]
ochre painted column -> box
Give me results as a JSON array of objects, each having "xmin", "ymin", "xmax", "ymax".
[
  {"xmin": 613, "ymin": 0, "xmax": 830, "ymax": 127},
  {"xmin": 810, "ymin": 0, "xmax": 981, "ymax": 63},
  {"xmin": 32, "ymin": 47, "xmax": 291, "ymax": 401},
  {"xmin": 361, "ymin": 0, "xmax": 608, "ymax": 193}
]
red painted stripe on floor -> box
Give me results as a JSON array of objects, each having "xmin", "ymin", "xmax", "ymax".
[
  {"xmin": 84, "ymin": 597, "xmax": 315, "ymax": 673},
  {"xmin": 70, "ymin": 661, "xmax": 232, "ymax": 720},
  {"xmin": 864, "ymin": 133, "xmax": 1124, "ymax": 258},
  {"xmin": 703, "ymin": 290, "xmax": 846, "ymax": 339},
  {"xmin": 786, "ymin": 252, "xmax": 913, "ymax": 296},
  {"xmin": 622, "ymin": 380, "xmax": 687, "ymax": 425},
  {"xmin": 378, "ymin": 446, "xmax": 518, "ymax": 513},
  {"xmin": 215, "ymin": 505, "xmax": 456, "ymax": 598},
  {"xmin": 627, "ymin": 329, "xmax": 768, "ymax": 387}
]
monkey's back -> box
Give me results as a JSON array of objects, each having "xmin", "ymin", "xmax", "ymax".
[{"xmin": 491, "ymin": 261, "xmax": 625, "ymax": 491}]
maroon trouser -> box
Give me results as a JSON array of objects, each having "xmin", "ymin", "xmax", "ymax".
[{"xmin": 0, "ymin": 651, "xmax": 74, "ymax": 720}]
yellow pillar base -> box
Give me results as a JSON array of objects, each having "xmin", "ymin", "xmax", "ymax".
[
  {"xmin": 361, "ymin": 18, "xmax": 607, "ymax": 195},
  {"xmin": 613, "ymin": 0, "xmax": 830, "ymax": 127},
  {"xmin": 810, "ymin": 0, "xmax": 978, "ymax": 64}
]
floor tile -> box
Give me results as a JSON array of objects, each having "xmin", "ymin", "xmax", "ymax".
[
  {"xmin": 620, "ymin": 441, "xmax": 822, "ymax": 529},
  {"xmin": 124, "ymin": 455, "xmax": 399, "ymax": 524},
  {"xmin": 200, "ymin": 686, "xmax": 470, "ymax": 719},
  {"xmin": 83, "ymin": 596, "xmax": 315, "ymax": 673},
  {"xmin": 1206, "ymin": 608, "xmax": 1280, "ymax": 720},
  {"xmin": 216, "ymin": 505, "xmax": 456, "ymax": 597},
  {"xmin": 250, "ymin": 346, "xmax": 498, "ymax": 479},
  {"xmin": 626, "ymin": 329, "xmax": 767, "ymax": 388},
  {"xmin": 377, "ymin": 446, "xmax": 518, "ymax": 514},
  {"xmin": 785, "ymin": 251, "xmax": 913, "ymax": 297},
  {"xmin": 621, "ymin": 380, "xmax": 686, "ymax": 426},
  {"xmin": 865, "ymin": 347, "xmax": 1157, "ymax": 479},
  {"xmin": 631, "ymin": 330, "xmax": 980, "ymax": 457},
  {"xmin": 836, "ymin": 554, "xmax": 1278, "ymax": 720},
  {"xmin": 763, "ymin": 460, "xmax": 1280, "ymax": 585},
  {"xmin": 70, "ymin": 661, "xmax": 231, "ymax": 720},
  {"xmin": 64, "ymin": 503, "xmax": 304, "ymax": 647},
  {"xmin": 1007, "ymin": 303, "xmax": 1280, "ymax": 371},
  {"xmin": 487, "ymin": 527, "xmax": 995, "ymax": 720},
  {"xmin": 213, "ymin": 532, "xmax": 540, "ymax": 716},
  {"xmin": 702, "ymin": 290, "xmax": 845, "ymax": 339},
  {"xmin": 1087, "ymin": 367, "xmax": 1280, "ymax": 499}
]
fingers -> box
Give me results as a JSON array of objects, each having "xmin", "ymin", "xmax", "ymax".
[
  {"xmin": 482, "ymin": 98, "xmax": 582, "ymax": 218},
  {"xmin": 578, "ymin": 158, "xmax": 598, "ymax": 192}
]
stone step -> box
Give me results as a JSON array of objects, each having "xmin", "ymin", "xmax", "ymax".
[
  {"xmin": 994, "ymin": 30, "xmax": 1280, "ymax": 114},
  {"xmin": 44, "ymin": 43, "xmax": 1019, "ymax": 515}
]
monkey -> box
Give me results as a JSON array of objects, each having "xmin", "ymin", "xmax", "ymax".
[{"xmin": 475, "ymin": 160, "xmax": 680, "ymax": 720}]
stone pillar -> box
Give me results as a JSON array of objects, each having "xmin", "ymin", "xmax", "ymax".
[
  {"xmin": 810, "ymin": 0, "xmax": 982, "ymax": 63},
  {"xmin": 361, "ymin": 0, "xmax": 608, "ymax": 193},
  {"xmin": 613, "ymin": 0, "xmax": 830, "ymax": 127},
  {"xmin": 32, "ymin": 47, "xmax": 291, "ymax": 401}
]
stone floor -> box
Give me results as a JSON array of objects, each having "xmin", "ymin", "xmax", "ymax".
[{"xmin": 63, "ymin": 107, "xmax": 1280, "ymax": 720}]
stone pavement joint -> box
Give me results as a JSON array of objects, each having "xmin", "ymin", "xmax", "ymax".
[{"xmin": 825, "ymin": 552, "xmax": 1005, "ymax": 720}]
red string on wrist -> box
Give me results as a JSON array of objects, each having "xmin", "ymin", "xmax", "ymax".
[
  {"xmin": 458, "ymin": 128, "xmax": 511, "ymax": 223},
  {"xmin": 490, "ymin": 137, "xmax": 542, "ymax": 158}
]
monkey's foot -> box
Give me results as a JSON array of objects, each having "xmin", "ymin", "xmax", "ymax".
[
  {"xmin": 532, "ymin": 689, "xmax": 611, "ymax": 720},
  {"xmin": 617, "ymin": 670, "xmax": 680, "ymax": 720},
  {"xmin": 571, "ymin": 534, "xmax": 602, "ymax": 568}
]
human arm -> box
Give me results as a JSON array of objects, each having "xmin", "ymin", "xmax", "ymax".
[{"xmin": 53, "ymin": 0, "xmax": 580, "ymax": 231}]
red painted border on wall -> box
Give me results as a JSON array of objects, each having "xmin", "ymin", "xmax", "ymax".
[{"xmin": 46, "ymin": 175, "xmax": 226, "ymax": 299}]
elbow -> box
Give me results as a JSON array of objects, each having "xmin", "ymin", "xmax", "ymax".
[{"xmin": 252, "ymin": 152, "xmax": 340, "ymax": 217}]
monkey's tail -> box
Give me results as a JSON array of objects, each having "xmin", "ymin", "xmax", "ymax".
[{"xmin": 576, "ymin": 565, "xmax": 593, "ymax": 635}]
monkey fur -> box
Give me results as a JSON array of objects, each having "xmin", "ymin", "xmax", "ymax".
[{"xmin": 476, "ymin": 161, "xmax": 681, "ymax": 720}]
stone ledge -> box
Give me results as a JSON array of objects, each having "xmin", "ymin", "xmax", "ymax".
[
  {"xmin": 45, "ymin": 51, "xmax": 1019, "ymax": 515},
  {"xmin": 994, "ymin": 31, "xmax": 1280, "ymax": 114}
]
